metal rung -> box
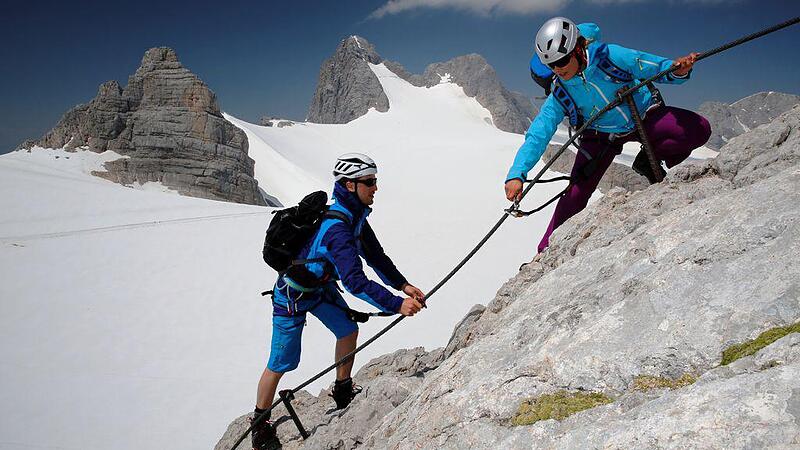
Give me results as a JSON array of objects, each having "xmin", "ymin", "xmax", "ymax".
[{"xmin": 279, "ymin": 390, "xmax": 309, "ymax": 440}]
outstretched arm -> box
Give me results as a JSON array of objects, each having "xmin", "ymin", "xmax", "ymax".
[
  {"xmin": 323, "ymin": 223, "xmax": 404, "ymax": 314},
  {"xmin": 361, "ymin": 221, "xmax": 427, "ymax": 304},
  {"xmin": 505, "ymin": 95, "xmax": 565, "ymax": 201},
  {"xmin": 359, "ymin": 222, "xmax": 407, "ymax": 290},
  {"xmin": 607, "ymin": 44, "xmax": 696, "ymax": 84}
]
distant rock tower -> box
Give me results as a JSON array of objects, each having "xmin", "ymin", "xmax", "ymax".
[
  {"xmin": 22, "ymin": 47, "xmax": 268, "ymax": 206},
  {"xmin": 307, "ymin": 36, "xmax": 390, "ymax": 124}
]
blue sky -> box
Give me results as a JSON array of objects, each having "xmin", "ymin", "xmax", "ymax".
[{"xmin": 1, "ymin": 0, "xmax": 798, "ymax": 154}]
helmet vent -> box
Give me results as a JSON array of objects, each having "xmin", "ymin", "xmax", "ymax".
[{"xmin": 558, "ymin": 35, "xmax": 568, "ymax": 54}]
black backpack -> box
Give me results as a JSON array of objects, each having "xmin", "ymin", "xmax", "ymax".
[
  {"xmin": 262, "ymin": 191, "xmax": 349, "ymax": 287},
  {"xmin": 261, "ymin": 191, "xmax": 393, "ymax": 322}
]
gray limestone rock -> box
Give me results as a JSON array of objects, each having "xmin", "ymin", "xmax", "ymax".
[
  {"xmin": 21, "ymin": 47, "xmax": 266, "ymax": 206},
  {"xmin": 541, "ymin": 144, "xmax": 649, "ymax": 193},
  {"xmin": 714, "ymin": 104, "xmax": 799, "ymax": 188},
  {"xmin": 699, "ymin": 91, "xmax": 800, "ymax": 150},
  {"xmin": 361, "ymin": 106, "xmax": 800, "ymax": 449},
  {"xmin": 443, "ymin": 304, "xmax": 486, "ymax": 358},
  {"xmin": 307, "ymin": 36, "xmax": 535, "ymax": 134},
  {"xmin": 307, "ymin": 36, "xmax": 389, "ymax": 124},
  {"xmin": 215, "ymin": 347, "xmax": 445, "ymax": 450}
]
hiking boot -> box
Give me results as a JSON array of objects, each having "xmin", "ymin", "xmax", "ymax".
[
  {"xmin": 250, "ymin": 416, "xmax": 280, "ymax": 450},
  {"xmin": 330, "ymin": 377, "xmax": 363, "ymax": 410},
  {"xmin": 519, "ymin": 252, "xmax": 544, "ymax": 272},
  {"xmin": 632, "ymin": 149, "xmax": 666, "ymax": 184}
]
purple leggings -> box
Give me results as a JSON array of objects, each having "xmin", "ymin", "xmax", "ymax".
[{"xmin": 537, "ymin": 106, "xmax": 711, "ymax": 253}]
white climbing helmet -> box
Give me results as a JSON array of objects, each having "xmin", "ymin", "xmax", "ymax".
[
  {"xmin": 333, "ymin": 153, "xmax": 378, "ymax": 181},
  {"xmin": 535, "ymin": 17, "xmax": 581, "ymax": 65}
]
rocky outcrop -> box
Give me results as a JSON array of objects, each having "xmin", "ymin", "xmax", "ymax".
[
  {"xmin": 699, "ymin": 91, "xmax": 799, "ymax": 150},
  {"xmin": 307, "ymin": 36, "xmax": 535, "ymax": 134},
  {"xmin": 541, "ymin": 144, "xmax": 649, "ymax": 193},
  {"xmin": 216, "ymin": 347, "xmax": 445, "ymax": 450},
  {"xmin": 22, "ymin": 47, "xmax": 266, "ymax": 206},
  {"xmin": 259, "ymin": 117, "xmax": 296, "ymax": 128},
  {"xmin": 410, "ymin": 54, "xmax": 535, "ymax": 134},
  {"xmin": 307, "ymin": 36, "xmax": 389, "ymax": 124},
  {"xmin": 220, "ymin": 106, "xmax": 800, "ymax": 449}
]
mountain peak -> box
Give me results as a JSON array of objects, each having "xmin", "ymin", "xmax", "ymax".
[
  {"xmin": 306, "ymin": 36, "xmax": 389, "ymax": 123},
  {"xmin": 141, "ymin": 47, "xmax": 179, "ymax": 65},
  {"xmin": 307, "ymin": 36, "xmax": 534, "ymax": 133},
  {"xmin": 342, "ymin": 35, "xmax": 382, "ymax": 64}
]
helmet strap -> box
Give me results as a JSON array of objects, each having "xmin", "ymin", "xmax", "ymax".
[{"xmin": 576, "ymin": 44, "xmax": 587, "ymax": 74}]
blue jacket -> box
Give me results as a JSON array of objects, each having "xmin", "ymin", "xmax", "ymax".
[
  {"xmin": 509, "ymin": 40, "xmax": 691, "ymax": 182},
  {"xmin": 280, "ymin": 182, "xmax": 407, "ymax": 314}
]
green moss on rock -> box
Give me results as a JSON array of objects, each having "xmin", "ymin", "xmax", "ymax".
[
  {"xmin": 511, "ymin": 390, "xmax": 613, "ymax": 426},
  {"xmin": 721, "ymin": 321, "xmax": 800, "ymax": 366},
  {"xmin": 632, "ymin": 373, "xmax": 697, "ymax": 391}
]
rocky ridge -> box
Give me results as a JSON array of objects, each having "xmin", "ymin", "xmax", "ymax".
[
  {"xmin": 20, "ymin": 47, "xmax": 267, "ymax": 206},
  {"xmin": 699, "ymin": 91, "xmax": 800, "ymax": 150},
  {"xmin": 219, "ymin": 105, "xmax": 800, "ymax": 449},
  {"xmin": 307, "ymin": 36, "xmax": 535, "ymax": 134}
]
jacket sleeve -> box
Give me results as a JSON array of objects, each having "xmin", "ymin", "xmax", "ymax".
[
  {"xmin": 606, "ymin": 43, "xmax": 691, "ymax": 85},
  {"xmin": 506, "ymin": 94, "xmax": 565, "ymax": 182},
  {"xmin": 322, "ymin": 222, "xmax": 403, "ymax": 314},
  {"xmin": 359, "ymin": 221, "xmax": 408, "ymax": 290}
]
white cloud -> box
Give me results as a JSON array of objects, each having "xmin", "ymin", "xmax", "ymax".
[
  {"xmin": 367, "ymin": 0, "xmax": 732, "ymax": 19},
  {"xmin": 367, "ymin": 0, "xmax": 568, "ymax": 20},
  {"xmin": 587, "ymin": 0, "xmax": 728, "ymax": 4}
]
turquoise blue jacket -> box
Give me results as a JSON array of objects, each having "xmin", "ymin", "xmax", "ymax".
[{"xmin": 508, "ymin": 40, "xmax": 691, "ymax": 182}]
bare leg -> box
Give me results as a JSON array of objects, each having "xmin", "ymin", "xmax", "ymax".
[
  {"xmin": 335, "ymin": 330, "xmax": 358, "ymax": 380},
  {"xmin": 256, "ymin": 367, "xmax": 284, "ymax": 409}
]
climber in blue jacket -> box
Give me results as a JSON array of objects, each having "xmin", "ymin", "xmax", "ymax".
[
  {"xmin": 250, "ymin": 153, "xmax": 425, "ymax": 450},
  {"xmin": 507, "ymin": 17, "xmax": 711, "ymax": 254}
]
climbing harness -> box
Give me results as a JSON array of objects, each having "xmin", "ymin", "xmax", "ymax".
[
  {"xmin": 261, "ymin": 282, "xmax": 393, "ymax": 323},
  {"xmin": 263, "ymin": 203, "xmax": 395, "ymax": 322},
  {"xmin": 229, "ymin": 17, "xmax": 800, "ymax": 449}
]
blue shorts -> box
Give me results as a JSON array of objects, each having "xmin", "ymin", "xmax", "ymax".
[{"xmin": 267, "ymin": 282, "xmax": 358, "ymax": 373}]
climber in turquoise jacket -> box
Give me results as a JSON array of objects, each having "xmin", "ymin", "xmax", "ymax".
[{"xmin": 507, "ymin": 17, "xmax": 711, "ymax": 254}]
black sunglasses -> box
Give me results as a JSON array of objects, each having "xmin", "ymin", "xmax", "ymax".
[
  {"xmin": 355, "ymin": 178, "xmax": 378, "ymax": 187},
  {"xmin": 547, "ymin": 51, "xmax": 574, "ymax": 69}
]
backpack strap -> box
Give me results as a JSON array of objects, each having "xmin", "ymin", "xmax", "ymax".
[
  {"xmin": 596, "ymin": 53, "xmax": 634, "ymax": 83},
  {"xmin": 288, "ymin": 209, "xmax": 353, "ymax": 266},
  {"xmin": 596, "ymin": 46, "xmax": 665, "ymax": 110},
  {"xmin": 552, "ymin": 80, "xmax": 584, "ymax": 128},
  {"xmin": 323, "ymin": 209, "xmax": 352, "ymax": 227}
]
